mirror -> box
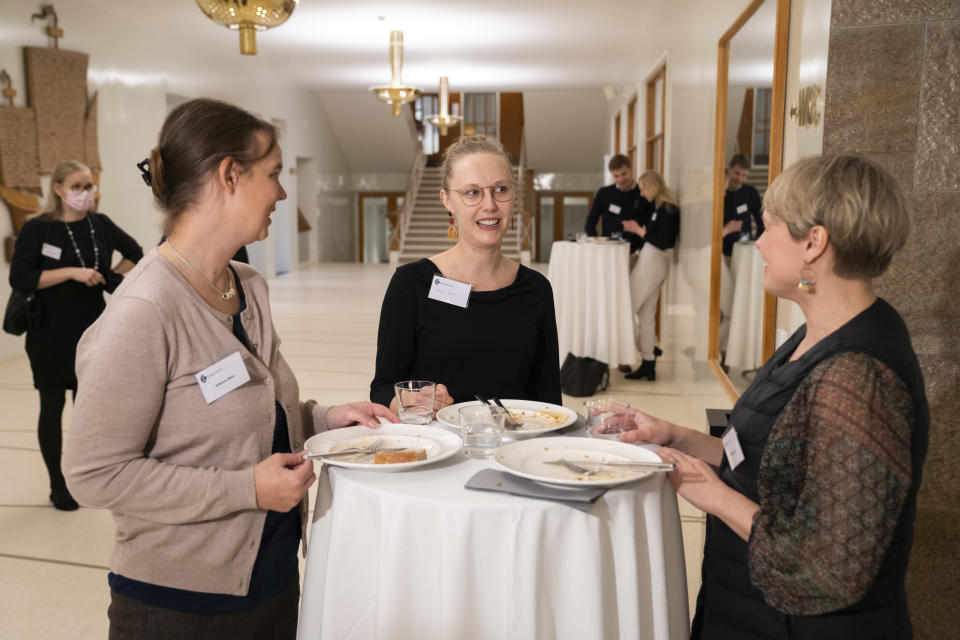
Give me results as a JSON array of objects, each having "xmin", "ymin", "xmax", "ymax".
[{"xmin": 708, "ymin": 0, "xmax": 790, "ymax": 398}]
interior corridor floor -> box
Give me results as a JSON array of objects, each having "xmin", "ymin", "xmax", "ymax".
[{"xmin": 0, "ymin": 261, "xmax": 733, "ymax": 638}]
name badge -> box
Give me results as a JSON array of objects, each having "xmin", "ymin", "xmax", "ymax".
[
  {"xmin": 721, "ymin": 425, "xmax": 745, "ymax": 470},
  {"xmin": 41, "ymin": 243, "xmax": 62, "ymax": 260},
  {"xmin": 736, "ymin": 203, "xmax": 748, "ymax": 214},
  {"xmin": 608, "ymin": 204, "xmax": 622, "ymax": 215},
  {"xmin": 651, "ymin": 212, "xmax": 658, "ymax": 222},
  {"xmin": 195, "ymin": 351, "xmax": 251, "ymax": 404},
  {"xmin": 428, "ymin": 275, "xmax": 471, "ymax": 309}
]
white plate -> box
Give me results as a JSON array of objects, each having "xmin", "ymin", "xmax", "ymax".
[
  {"xmin": 304, "ymin": 424, "xmax": 462, "ymax": 472},
  {"xmin": 435, "ymin": 400, "xmax": 578, "ymax": 439},
  {"xmin": 494, "ymin": 436, "xmax": 663, "ymax": 487}
]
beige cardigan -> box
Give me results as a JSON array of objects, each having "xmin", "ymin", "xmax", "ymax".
[{"xmin": 65, "ymin": 249, "xmax": 329, "ymax": 596}]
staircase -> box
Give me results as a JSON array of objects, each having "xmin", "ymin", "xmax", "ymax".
[
  {"xmin": 747, "ymin": 165, "xmax": 769, "ymax": 197},
  {"xmin": 398, "ymin": 167, "xmax": 521, "ymax": 264}
]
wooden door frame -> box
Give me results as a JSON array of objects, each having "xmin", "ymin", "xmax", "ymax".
[
  {"xmin": 534, "ymin": 191, "xmax": 595, "ymax": 262},
  {"xmin": 357, "ymin": 192, "xmax": 404, "ymax": 263},
  {"xmin": 645, "ymin": 64, "xmax": 667, "ymax": 172}
]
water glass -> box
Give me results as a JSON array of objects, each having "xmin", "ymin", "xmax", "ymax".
[
  {"xmin": 584, "ymin": 398, "xmax": 631, "ymax": 439},
  {"xmin": 394, "ymin": 380, "xmax": 436, "ymax": 425},
  {"xmin": 459, "ymin": 404, "xmax": 505, "ymax": 458}
]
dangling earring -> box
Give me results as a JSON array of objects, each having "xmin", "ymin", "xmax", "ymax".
[
  {"xmin": 447, "ymin": 212, "xmax": 458, "ymax": 241},
  {"xmin": 797, "ymin": 259, "xmax": 815, "ymax": 293}
]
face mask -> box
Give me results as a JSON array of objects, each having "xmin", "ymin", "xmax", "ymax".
[{"xmin": 64, "ymin": 190, "xmax": 96, "ymax": 213}]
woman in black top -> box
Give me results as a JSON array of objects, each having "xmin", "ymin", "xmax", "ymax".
[
  {"xmin": 622, "ymin": 170, "xmax": 679, "ymax": 380},
  {"xmin": 9, "ymin": 160, "xmax": 143, "ymax": 510},
  {"xmin": 371, "ymin": 136, "xmax": 561, "ymax": 410}
]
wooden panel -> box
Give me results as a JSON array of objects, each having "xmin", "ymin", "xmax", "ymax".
[
  {"xmin": 24, "ymin": 47, "xmax": 89, "ymax": 172},
  {"xmin": 84, "ymin": 91, "xmax": 100, "ymax": 170},
  {"xmin": 0, "ymin": 105, "xmax": 41, "ymax": 188},
  {"xmin": 499, "ymin": 92, "xmax": 523, "ymax": 162}
]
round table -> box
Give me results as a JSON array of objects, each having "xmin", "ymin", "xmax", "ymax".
[
  {"xmin": 547, "ymin": 240, "xmax": 636, "ymax": 368},
  {"xmin": 297, "ymin": 429, "xmax": 689, "ymax": 640}
]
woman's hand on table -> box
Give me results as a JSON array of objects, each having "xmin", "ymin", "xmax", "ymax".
[
  {"xmin": 326, "ymin": 402, "xmax": 399, "ymax": 429},
  {"xmin": 254, "ymin": 452, "xmax": 315, "ymax": 511},
  {"xmin": 616, "ymin": 407, "xmax": 674, "ymax": 446},
  {"xmin": 434, "ymin": 384, "xmax": 454, "ymax": 411}
]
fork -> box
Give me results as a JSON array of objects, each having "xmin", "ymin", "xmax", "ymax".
[
  {"xmin": 552, "ymin": 459, "xmax": 600, "ymax": 476},
  {"xmin": 546, "ymin": 458, "xmax": 676, "ymax": 475},
  {"xmin": 492, "ymin": 398, "xmax": 524, "ymax": 430},
  {"xmin": 303, "ymin": 439, "xmax": 402, "ymax": 460}
]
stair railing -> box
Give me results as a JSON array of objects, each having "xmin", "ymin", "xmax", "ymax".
[
  {"xmin": 390, "ymin": 145, "xmax": 426, "ymax": 261},
  {"xmin": 514, "ymin": 128, "xmax": 534, "ymax": 262}
]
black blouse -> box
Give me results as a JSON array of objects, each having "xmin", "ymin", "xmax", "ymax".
[{"xmin": 371, "ymin": 259, "xmax": 562, "ymax": 407}]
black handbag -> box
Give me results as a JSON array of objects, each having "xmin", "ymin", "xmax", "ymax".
[
  {"xmin": 3, "ymin": 289, "xmax": 38, "ymax": 336},
  {"xmin": 559, "ymin": 353, "xmax": 610, "ymax": 397}
]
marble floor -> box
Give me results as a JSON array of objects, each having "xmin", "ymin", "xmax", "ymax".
[{"xmin": 0, "ymin": 262, "xmax": 732, "ymax": 638}]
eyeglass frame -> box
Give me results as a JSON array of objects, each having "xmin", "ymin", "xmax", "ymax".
[
  {"xmin": 60, "ymin": 181, "xmax": 99, "ymax": 194},
  {"xmin": 446, "ymin": 182, "xmax": 515, "ymax": 206}
]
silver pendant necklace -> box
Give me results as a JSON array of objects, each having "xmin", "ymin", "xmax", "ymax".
[
  {"xmin": 64, "ymin": 215, "xmax": 99, "ymax": 270},
  {"xmin": 166, "ymin": 241, "xmax": 237, "ymax": 301}
]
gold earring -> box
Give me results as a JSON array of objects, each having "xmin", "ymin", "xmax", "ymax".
[
  {"xmin": 797, "ymin": 260, "xmax": 815, "ymax": 293},
  {"xmin": 447, "ymin": 212, "xmax": 458, "ymax": 241}
]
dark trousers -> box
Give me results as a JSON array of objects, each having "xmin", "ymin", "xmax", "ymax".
[
  {"xmin": 107, "ymin": 578, "xmax": 300, "ymax": 640},
  {"xmin": 38, "ymin": 386, "xmax": 76, "ymax": 489}
]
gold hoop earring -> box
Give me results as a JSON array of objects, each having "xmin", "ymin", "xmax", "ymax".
[
  {"xmin": 447, "ymin": 212, "xmax": 458, "ymax": 241},
  {"xmin": 797, "ymin": 260, "xmax": 815, "ymax": 293}
]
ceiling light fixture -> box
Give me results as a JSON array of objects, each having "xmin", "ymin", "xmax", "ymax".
[
  {"xmin": 195, "ymin": 0, "xmax": 298, "ymax": 56},
  {"xmin": 426, "ymin": 76, "xmax": 463, "ymax": 135},
  {"xmin": 370, "ymin": 31, "xmax": 420, "ymax": 116}
]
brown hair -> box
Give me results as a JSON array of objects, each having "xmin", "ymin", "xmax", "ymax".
[
  {"xmin": 43, "ymin": 160, "xmax": 92, "ymax": 219},
  {"xmin": 439, "ymin": 135, "xmax": 513, "ymax": 191},
  {"xmin": 638, "ymin": 170, "xmax": 678, "ymax": 209},
  {"xmin": 608, "ymin": 154, "xmax": 631, "ymax": 171},
  {"xmin": 763, "ymin": 154, "xmax": 911, "ymax": 279},
  {"xmin": 728, "ymin": 153, "xmax": 751, "ymax": 170},
  {"xmin": 147, "ymin": 98, "xmax": 277, "ymax": 235}
]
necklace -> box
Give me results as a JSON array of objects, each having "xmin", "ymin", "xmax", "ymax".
[
  {"xmin": 64, "ymin": 215, "xmax": 99, "ymax": 271},
  {"xmin": 166, "ymin": 241, "xmax": 236, "ymax": 301}
]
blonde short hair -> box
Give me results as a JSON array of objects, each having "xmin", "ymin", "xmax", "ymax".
[
  {"xmin": 637, "ymin": 170, "xmax": 678, "ymax": 208},
  {"xmin": 45, "ymin": 160, "xmax": 91, "ymax": 217},
  {"xmin": 763, "ymin": 154, "xmax": 910, "ymax": 279},
  {"xmin": 439, "ymin": 135, "xmax": 513, "ymax": 191}
]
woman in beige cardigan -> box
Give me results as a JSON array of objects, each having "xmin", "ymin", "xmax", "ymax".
[{"xmin": 64, "ymin": 98, "xmax": 396, "ymax": 639}]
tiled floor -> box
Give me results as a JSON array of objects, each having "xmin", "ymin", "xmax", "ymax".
[{"xmin": 0, "ymin": 262, "xmax": 732, "ymax": 638}]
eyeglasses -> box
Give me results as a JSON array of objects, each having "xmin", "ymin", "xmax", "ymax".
[
  {"xmin": 63, "ymin": 183, "xmax": 98, "ymax": 193},
  {"xmin": 450, "ymin": 183, "xmax": 515, "ymax": 206}
]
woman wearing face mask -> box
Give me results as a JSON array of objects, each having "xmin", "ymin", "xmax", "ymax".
[{"xmin": 9, "ymin": 160, "xmax": 143, "ymax": 510}]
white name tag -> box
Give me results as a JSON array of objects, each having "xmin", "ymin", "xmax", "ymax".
[
  {"xmin": 608, "ymin": 204, "xmax": 622, "ymax": 215},
  {"xmin": 736, "ymin": 203, "xmax": 748, "ymax": 214},
  {"xmin": 41, "ymin": 243, "xmax": 62, "ymax": 260},
  {"xmin": 651, "ymin": 212, "xmax": 658, "ymax": 222},
  {"xmin": 195, "ymin": 351, "xmax": 251, "ymax": 405},
  {"xmin": 428, "ymin": 275, "xmax": 471, "ymax": 308},
  {"xmin": 721, "ymin": 425, "xmax": 745, "ymax": 470}
]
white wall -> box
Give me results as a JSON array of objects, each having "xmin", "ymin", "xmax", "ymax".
[
  {"xmin": 524, "ymin": 91, "xmax": 608, "ymax": 173},
  {"xmin": 0, "ymin": 0, "xmax": 353, "ymax": 359}
]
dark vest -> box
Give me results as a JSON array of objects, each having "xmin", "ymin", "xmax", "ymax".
[{"xmin": 692, "ymin": 298, "xmax": 929, "ymax": 640}]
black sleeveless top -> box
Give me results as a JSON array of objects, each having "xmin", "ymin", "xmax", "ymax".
[{"xmin": 692, "ymin": 299, "xmax": 929, "ymax": 640}]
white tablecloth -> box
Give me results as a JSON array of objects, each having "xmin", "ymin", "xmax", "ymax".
[
  {"xmin": 725, "ymin": 242, "xmax": 765, "ymax": 369},
  {"xmin": 547, "ymin": 240, "xmax": 636, "ymax": 368},
  {"xmin": 297, "ymin": 438, "xmax": 689, "ymax": 640}
]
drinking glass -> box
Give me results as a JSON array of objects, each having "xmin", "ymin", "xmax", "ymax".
[
  {"xmin": 584, "ymin": 398, "xmax": 631, "ymax": 439},
  {"xmin": 459, "ymin": 404, "xmax": 505, "ymax": 458},
  {"xmin": 393, "ymin": 380, "xmax": 436, "ymax": 425}
]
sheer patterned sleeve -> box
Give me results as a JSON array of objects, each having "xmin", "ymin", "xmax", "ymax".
[{"xmin": 748, "ymin": 352, "xmax": 913, "ymax": 615}]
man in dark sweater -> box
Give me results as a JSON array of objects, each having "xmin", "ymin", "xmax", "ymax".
[
  {"xmin": 584, "ymin": 154, "xmax": 652, "ymax": 253},
  {"xmin": 722, "ymin": 153, "xmax": 764, "ymax": 257}
]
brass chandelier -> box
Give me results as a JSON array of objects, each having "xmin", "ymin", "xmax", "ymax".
[
  {"xmin": 427, "ymin": 77, "xmax": 463, "ymax": 135},
  {"xmin": 370, "ymin": 31, "xmax": 421, "ymax": 116},
  {"xmin": 195, "ymin": 0, "xmax": 298, "ymax": 55}
]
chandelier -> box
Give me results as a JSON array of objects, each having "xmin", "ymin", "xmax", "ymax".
[
  {"xmin": 195, "ymin": 0, "xmax": 298, "ymax": 55},
  {"xmin": 370, "ymin": 31, "xmax": 421, "ymax": 116},
  {"xmin": 427, "ymin": 77, "xmax": 463, "ymax": 135}
]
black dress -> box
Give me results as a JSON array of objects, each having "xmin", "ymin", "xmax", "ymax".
[
  {"xmin": 9, "ymin": 213, "xmax": 143, "ymax": 389},
  {"xmin": 370, "ymin": 259, "xmax": 562, "ymax": 406}
]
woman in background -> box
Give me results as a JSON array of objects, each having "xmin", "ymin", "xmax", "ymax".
[
  {"xmin": 621, "ymin": 169, "xmax": 679, "ymax": 380},
  {"xmin": 9, "ymin": 160, "xmax": 142, "ymax": 510},
  {"xmin": 371, "ymin": 135, "xmax": 561, "ymax": 411},
  {"xmin": 619, "ymin": 154, "xmax": 927, "ymax": 639}
]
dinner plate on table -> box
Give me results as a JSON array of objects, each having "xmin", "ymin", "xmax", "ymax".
[
  {"xmin": 494, "ymin": 436, "xmax": 664, "ymax": 488},
  {"xmin": 304, "ymin": 424, "xmax": 461, "ymax": 472},
  {"xmin": 436, "ymin": 400, "xmax": 578, "ymax": 439}
]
